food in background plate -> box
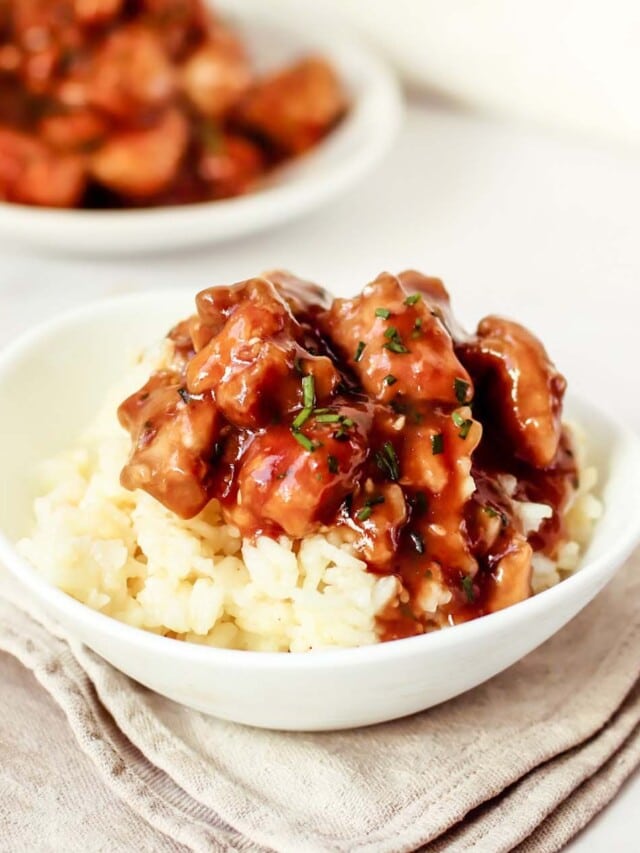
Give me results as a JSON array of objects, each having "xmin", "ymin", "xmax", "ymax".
[
  {"xmin": 19, "ymin": 271, "xmax": 601, "ymax": 651},
  {"xmin": 0, "ymin": 2, "xmax": 346, "ymax": 209}
]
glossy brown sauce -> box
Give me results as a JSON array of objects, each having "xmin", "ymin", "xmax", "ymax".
[{"xmin": 118, "ymin": 271, "xmax": 577, "ymax": 641}]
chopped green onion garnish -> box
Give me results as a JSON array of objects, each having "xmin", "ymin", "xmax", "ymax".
[
  {"xmin": 302, "ymin": 374, "xmax": 315, "ymax": 408},
  {"xmin": 431, "ymin": 433, "xmax": 444, "ymax": 455},
  {"xmin": 409, "ymin": 531, "xmax": 424, "ymax": 554},
  {"xmin": 404, "ymin": 293, "xmax": 422, "ymax": 305},
  {"xmin": 327, "ymin": 455, "xmax": 339, "ymax": 474},
  {"xmin": 458, "ymin": 419, "xmax": 472, "ymax": 440},
  {"xmin": 375, "ymin": 441, "xmax": 400, "ymax": 481},
  {"xmin": 292, "ymin": 407, "xmax": 312, "ymax": 430},
  {"xmin": 384, "ymin": 326, "xmax": 399, "ymax": 339},
  {"xmin": 354, "ymin": 341, "xmax": 366, "ymax": 362},
  {"xmin": 383, "ymin": 374, "xmax": 397, "ymax": 386},
  {"xmin": 461, "ymin": 575, "xmax": 475, "ymax": 602},
  {"xmin": 315, "ymin": 413, "xmax": 341, "ymax": 424},
  {"xmin": 452, "ymin": 411, "xmax": 465, "ymax": 428},
  {"xmin": 384, "ymin": 340, "xmax": 410, "ymax": 354},
  {"xmin": 341, "ymin": 417, "xmax": 354, "ymax": 427},
  {"xmin": 454, "ymin": 377, "xmax": 470, "ymax": 404},
  {"xmin": 356, "ymin": 494, "xmax": 385, "ymax": 521},
  {"xmin": 375, "ymin": 308, "xmax": 391, "ymax": 319},
  {"xmin": 483, "ymin": 505, "xmax": 507, "ymax": 526},
  {"xmin": 292, "ymin": 430, "xmax": 315, "ymax": 452},
  {"xmin": 313, "ymin": 408, "xmax": 331, "ymax": 415}
]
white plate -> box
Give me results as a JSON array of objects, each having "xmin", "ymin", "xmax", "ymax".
[
  {"xmin": 0, "ymin": 1, "xmax": 402, "ymax": 255},
  {"xmin": 1, "ymin": 292, "xmax": 639, "ymax": 730}
]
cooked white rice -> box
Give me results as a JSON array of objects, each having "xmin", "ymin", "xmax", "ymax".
[{"xmin": 17, "ymin": 345, "xmax": 601, "ymax": 651}]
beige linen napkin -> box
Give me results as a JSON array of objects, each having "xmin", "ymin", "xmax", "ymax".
[{"xmin": 1, "ymin": 552, "xmax": 639, "ymax": 853}]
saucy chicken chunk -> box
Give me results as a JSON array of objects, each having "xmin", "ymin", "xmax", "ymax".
[
  {"xmin": 119, "ymin": 271, "xmax": 579, "ymax": 640},
  {"xmin": 459, "ymin": 316, "xmax": 566, "ymax": 467},
  {"xmin": 318, "ymin": 272, "xmax": 473, "ymax": 406},
  {"xmin": 0, "ymin": 2, "xmax": 346, "ymax": 209}
]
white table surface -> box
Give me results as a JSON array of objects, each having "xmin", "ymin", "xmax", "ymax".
[{"xmin": 1, "ymin": 102, "xmax": 638, "ymax": 850}]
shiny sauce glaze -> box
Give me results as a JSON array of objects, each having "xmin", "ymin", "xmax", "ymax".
[{"xmin": 118, "ymin": 271, "xmax": 577, "ymax": 641}]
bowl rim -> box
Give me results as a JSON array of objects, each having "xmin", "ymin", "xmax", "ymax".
[
  {"xmin": 1, "ymin": 289, "xmax": 640, "ymax": 671},
  {"xmin": 0, "ymin": 0, "xmax": 403, "ymax": 238}
]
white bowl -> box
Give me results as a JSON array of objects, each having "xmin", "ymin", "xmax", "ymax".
[
  {"xmin": 1, "ymin": 291, "xmax": 639, "ymax": 731},
  {"xmin": 0, "ymin": 0, "xmax": 402, "ymax": 256}
]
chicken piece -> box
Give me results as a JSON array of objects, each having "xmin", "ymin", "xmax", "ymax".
[
  {"xmin": 39, "ymin": 109, "xmax": 106, "ymax": 152},
  {"xmin": 484, "ymin": 534, "xmax": 533, "ymax": 612},
  {"xmin": 318, "ymin": 272, "xmax": 473, "ymax": 406},
  {"xmin": 459, "ymin": 316, "xmax": 566, "ymax": 468},
  {"xmin": 398, "ymin": 269, "xmax": 470, "ymax": 343},
  {"xmin": 90, "ymin": 108, "xmax": 188, "ymax": 198},
  {"xmin": 237, "ymin": 57, "xmax": 345, "ymax": 155},
  {"xmin": 81, "ymin": 24, "xmax": 175, "ymax": 118},
  {"xmin": 180, "ymin": 31, "xmax": 252, "ymax": 118},
  {"xmin": 265, "ymin": 269, "xmax": 333, "ymax": 314},
  {"xmin": 118, "ymin": 371, "xmax": 220, "ymax": 519},
  {"xmin": 229, "ymin": 406, "xmax": 371, "ymax": 538},
  {"xmin": 74, "ymin": 0, "xmax": 123, "ymax": 26},
  {"xmin": 350, "ymin": 483, "xmax": 407, "ymax": 567},
  {"xmin": 0, "ymin": 127, "xmax": 86, "ymax": 207},
  {"xmin": 400, "ymin": 406, "xmax": 482, "ymax": 581},
  {"xmin": 186, "ymin": 277, "xmax": 340, "ymax": 427},
  {"xmin": 9, "ymin": 1, "xmax": 84, "ymax": 94},
  {"xmin": 198, "ymin": 133, "xmax": 263, "ymax": 199}
]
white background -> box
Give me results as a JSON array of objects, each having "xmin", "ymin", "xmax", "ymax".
[{"xmin": 1, "ymin": 103, "xmax": 638, "ymax": 849}]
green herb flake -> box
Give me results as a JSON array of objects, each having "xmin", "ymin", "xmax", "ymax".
[
  {"xmin": 356, "ymin": 494, "xmax": 385, "ymax": 521},
  {"xmin": 383, "ymin": 374, "xmax": 397, "ymax": 386},
  {"xmin": 458, "ymin": 419, "xmax": 473, "ymax": 440},
  {"xmin": 451, "ymin": 411, "xmax": 465, "ymax": 428},
  {"xmin": 384, "ymin": 340, "xmax": 410, "ymax": 354},
  {"xmin": 292, "ymin": 407, "xmax": 313, "ymax": 430},
  {"xmin": 404, "ymin": 293, "xmax": 422, "ymax": 306},
  {"xmin": 375, "ymin": 441, "xmax": 400, "ymax": 481},
  {"xmin": 302, "ymin": 374, "xmax": 315, "ymax": 409},
  {"xmin": 375, "ymin": 307, "xmax": 391, "ymax": 319},
  {"xmin": 461, "ymin": 575, "xmax": 475, "ymax": 603},
  {"xmin": 315, "ymin": 413, "xmax": 341, "ymax": 424},
  {"xmin": 431, "ymin": 433, "xmax": 444, "ymax": 455},
  {"xmin": 177, "ymin": 387, "xmax": 191, "ymax": 404},
  {"xmin": 341, "ymin": 417, "xmax": 354, "ymax": 427},
  {"xmin": 454, "ymin": 377, "xmax": 470, "ymax": 404},
  {"xmin": 409, "ymin": 531, "xmax": 424, "ymax": 554},
  {"xmin": 327, "ymin": 455, "xmax": 339, "ymax": 474},
  {"xmin": 384, "ymin": 326, "xmax": 399, "ymax": 340},
  {"xmin": 291, "ymin": 430, "xmax": 315, "ymax": 452},
  {"xmin": 484, "ymin": 506, "xmax": 499, "ymax": 518},
  {"xmin": 354, "ymin": 341, "xmax": 366, "ymax": 362}
]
